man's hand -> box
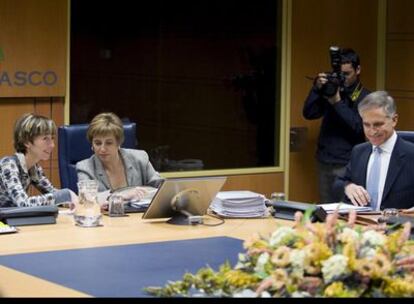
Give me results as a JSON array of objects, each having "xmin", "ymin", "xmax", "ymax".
[
  {"xmin": 344, "ymin": 183, "xmax": 371, "ymax": 206},
  {"xmin": 314, "ymin": 73, "xmax": 327, "ymax": 89},
  {"xmin": 327, "ymin": 89, "xmax": 341, "ymax": 104},
  {"xmin": 315, "ymin": 73, "xmax": 340, "ymax": 104}
]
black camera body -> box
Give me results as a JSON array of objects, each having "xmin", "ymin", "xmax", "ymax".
[{"xmin": 320, "ymin": 46, "xmax": 345, "ymax": 97}]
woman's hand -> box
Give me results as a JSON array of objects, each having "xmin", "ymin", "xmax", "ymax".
[
  {"xmin": 68, "ymin": 189, "xmax": 78, "ymax": 210},
  {"xmin": 119, "ymin": 187, "xmax": 148, "ymax": 202},
  {"xmin": 100, "ymin": 202, "xmax": 109, "ymax": 212},
  {"xmin": 56, "ymin": 190, "xmax": 78, "ymax": 211}
]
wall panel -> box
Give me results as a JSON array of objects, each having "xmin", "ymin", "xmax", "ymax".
[
  {"xmin": 0, "ymin": 0, "xmax": 67, "ymax": 97},
  {"xmin": 0, "ymin": 101, "xmax": 35, "ymax": 157},
  {"xmin": 387, "ymin": 0, "xmax": 414, "ymax": 132},
  {"xmin": 222, "ymin": 173, "xmax": 284, "ymax": 198},
  {"xmin": 0, "ymin": 98, "xmax": 64, "ymax": 189},
  {"xmin": 289, "ymin": 0, "xmax": 378, "ymax": 202},
  {"xmin": 0, "ymin": 0, "xmax": 67, "ymax": 189}
]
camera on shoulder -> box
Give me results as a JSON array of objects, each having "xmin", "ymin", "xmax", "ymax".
[{"xmin": 320, "ymin": 46, "xmax": 345, "ymax": 97}]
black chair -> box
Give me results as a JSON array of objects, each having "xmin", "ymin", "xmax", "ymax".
[
  {"xmin": 397, "ymin": 130, "xmax": 414, "ymax": 144},
  {"xmin": 58, "ymin": 122, "xmax": 137, "ymax": 193}
]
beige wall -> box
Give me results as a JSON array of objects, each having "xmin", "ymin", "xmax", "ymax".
[
  {"xmin": 288, "ymin": 0, "xmax": 414, "ymax": 202},
  {"xmin": 0, "ymin": 98, "xmax": 64, "ymax": 188},
  {"xmin": 0, "ymin": 0, "xmax": 283, "ymax": 197},
  {"xmin": 386, "ymin": 0, "xmax": 414, "ymax": 131},
  {"xmin": 288, "ymin": 0, "xmax": 379, "ymax": 202},
  {"xmin": 0, "ymin": 0, "xmax": 67, "ymax": 97},
  {"xmin": 2, "ymin": 0, "xmax": 414, "ymax": 200},
  {"xmin": 0, "ymin": 0, "xmax": 67, "ymax": 187}
]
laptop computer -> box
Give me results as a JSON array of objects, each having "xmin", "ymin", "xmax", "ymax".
[{"xmin": 142, "ymin": 176, "xmax": 227, "ymax": 221}]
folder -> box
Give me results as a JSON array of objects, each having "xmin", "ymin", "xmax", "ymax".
[{"xmin": 0, "ymin": 206, "xmax": 58, "ymax": 226}]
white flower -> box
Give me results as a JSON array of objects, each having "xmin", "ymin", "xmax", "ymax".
[
  {"xmin": 289, "ymin": 249, "xmax": 306, "ymax": 279},
  {"xmin": 321, "ymin": 254, "xmax": 350, "ymax": 284},
  {"xmin": 338, "ymin": 227, "xmax": 360, "ymax": 243},
  {"xmin": 233, "ymin": 289, "xmax": 257, "ymax": 297},
  {"xmin": 235, "ymin": 253, "xmax": 249, "ymax": 269},
  {"xmin": 359, "ymin": 247, "xmax": 377, "ymax": 258},
  {"xmin": 238, "ymin": 252, "xmax": 247, "ymax": 262},
  {"xmin": 361, "ymin": 230, "xmax": 386, "ymax": 247},
  {"xmin": 260, "ymin": 291, "xmax": 271, "ymax": 298},
  {"xmin": 291, "ymin": 291, "xmax": 312, "ymax": 297},
  {"xmin": 254, "ymin": 252, "xmax": 270, "ymax": 274},
  {"xmin": 290, "ymin": 249, "xmax": 306, "ymax": 267},
  {"xmin": 269, "ymin": 226, "xmax": 295, "ymax": 246}
]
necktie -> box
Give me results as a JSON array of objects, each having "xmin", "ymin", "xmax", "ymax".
[{"xmin": 366, "ymin": 147, "xmax": 382, "ymax": 210}]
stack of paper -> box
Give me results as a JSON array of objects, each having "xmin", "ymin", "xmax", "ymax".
[
  {"xmin": 210, "ymin": 191, "xmax": 267, "ymax": 218},
  {"xmin": 317, "ymin": 202, "xmax": 373, "ymax": 214}
]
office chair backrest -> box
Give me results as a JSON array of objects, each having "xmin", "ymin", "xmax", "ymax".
[
  {"xmin": 397, "ymin": 130, "xmax": 414, "ymax": 144},
  {"xmin": 58, "ymin": 122, "xmax": 137, "ymax": 193}
]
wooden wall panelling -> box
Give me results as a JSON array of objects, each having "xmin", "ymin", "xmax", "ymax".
[
  {"xmin": 0, "ymin": 100, "xmax": 35, "ymax": 157},
  {"xmin": 0, "ymin": 0, "xmax": 67, "ymax": 97},
  {"xmin": 289, "ymin": 0, "xmax": 378, "ymax": 203},
  {"xmin": 0, "ymin": 97, "xmax": 64, "ymax": 192},
  {"xmin": 387, "ymin": 0, "xmax": 414, "ymax": 33},
  {"xmin": 386, "ymin": 0, "xmax": 414, "ymax": 132},
  {"xmin": 0, "ymin": 0, "xmax": 67, "ymax": 189},
  {"xmin": 221, "ymin": 173, "xmax": 284, "ymax": 198}
]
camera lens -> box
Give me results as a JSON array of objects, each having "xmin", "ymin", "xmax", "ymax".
[{"xmin": 321, "ymin": 80, "xmax": 338, "ymax": 97}]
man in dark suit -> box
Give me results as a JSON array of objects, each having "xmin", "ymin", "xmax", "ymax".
[{"xmin": 335, "ymin": 91, "xmax": 414, "ymax": 210}]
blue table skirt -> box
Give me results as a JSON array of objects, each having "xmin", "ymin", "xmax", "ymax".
[{"xmin": 0, "ymin": 236, "xmax": 243, "ymax": 297}]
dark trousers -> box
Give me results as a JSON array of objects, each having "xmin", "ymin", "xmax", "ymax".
[{"xmin": 317, "ymin": 161, "xmax": 347, "ymax": 203}]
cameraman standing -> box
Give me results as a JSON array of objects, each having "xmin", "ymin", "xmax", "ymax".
[{"xmin": 303, "ymin": 47, "xmax": 370, "ymax": 203}]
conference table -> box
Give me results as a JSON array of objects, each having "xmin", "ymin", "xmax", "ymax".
[{"xmin": 0, "ymin": 211, "xmax": 288, "ymax": 297}]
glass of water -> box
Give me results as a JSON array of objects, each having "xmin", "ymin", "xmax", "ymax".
[{"xmin": 74, "ymin": 180, "xmax": 103, "ymax": 227}]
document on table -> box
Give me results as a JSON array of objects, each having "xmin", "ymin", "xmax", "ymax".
[
  {"xmin": 317, "ymin": 202, "xmax": 373, "ymax": 214},
  {"xmin": 130, "ymin": 187, "xmax": 158, "ymax": 208},
  {"xmin": 97, "ymin": 186, "xmax": 158, "ymax": 208},
  {"xmin": 210, "ymin": 190, "xmax": 267, "ymax": 218}
]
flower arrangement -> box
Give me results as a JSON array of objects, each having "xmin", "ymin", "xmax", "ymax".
[{"xmin": 145, "ymin": 210, "xmax": 414, "ymax": 297}]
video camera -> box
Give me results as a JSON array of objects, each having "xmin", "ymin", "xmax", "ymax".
[{"xmin": 320, "ymin": 46, "xmax": 345, "ymax": 97}]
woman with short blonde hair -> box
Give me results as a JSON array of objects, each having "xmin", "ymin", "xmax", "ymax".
[
  {"xmin": 0, "ymin": 113, "xmax": 78, "ymax": 208},
  {"xmin": 76, "ymin": 112, "xmax": 163, "ymax": 202},
  {"xmin": 87, "ymin": 112, "xmax": 125, "ymax": 146}
]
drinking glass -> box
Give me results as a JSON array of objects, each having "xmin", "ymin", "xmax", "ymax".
[{"xmin": 74, "ymin": 180, "xmax": 103, "ymax": 227}]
